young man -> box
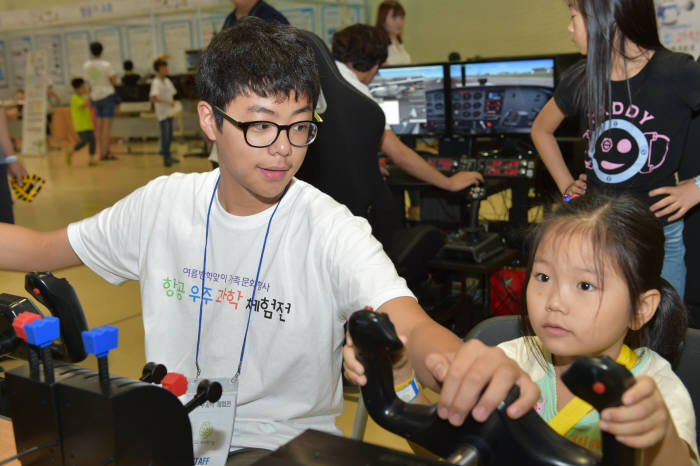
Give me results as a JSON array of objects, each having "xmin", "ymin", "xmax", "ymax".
[
  {"xmin": 83, "ymin": 41, "xmax": 117, "ymax": 161},
  {"xmin": 222, "ymin": 0, "xmax": 289, "ymax": 29},
  {"xmin": 332, "ymin": 24, "xmax": 483, "ymax": 192},
  {"xmin": 0, "ymin": 19, "xmax": 537, "ymax": 464},
  {"xmin": 149, "ymin": 59, "xmax": 179, "ymax": 167}
]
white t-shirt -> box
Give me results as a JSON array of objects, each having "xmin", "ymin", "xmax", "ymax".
[
  {"xmin": 335, "ymin": 61, "xmax": 390, "ymax": 131},
  {"xmin": 499, "ymin": 337, "xmax": 699, "ymax": 461},
  {"xmin": 83, "ymin": 58, "xmax": 116, "ymax": 101},
  {"xmin": 385, "ymin": 41, "xmax": 411, "ymax": 66},
  {"xmin": 67, "ymin": 171, "xmax": 414, "ymax": 451},
  {"xmin": 149, "ymin": 76, "xmax": 177, "ymax": 121}
]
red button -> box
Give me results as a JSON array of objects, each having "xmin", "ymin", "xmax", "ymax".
[{"xmin": 592, "ymin": 381, "xmax": 606, "ymax": 395}]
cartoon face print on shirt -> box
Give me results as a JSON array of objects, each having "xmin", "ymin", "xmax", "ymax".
[{"xmin": 584, "ymin": 101, "xmax": 670, "ymax": 183}]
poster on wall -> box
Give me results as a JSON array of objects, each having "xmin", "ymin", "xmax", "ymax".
[
  {"xmin": 199, "ymin": 16, "xmax": 226, "ymax": 48},
  {"xmin": 282, "ymin": 8, "xmax": 315, "ymax": 32},
  {"xmin": 0, "ymin": 41, "xmax": 8, "ymax": 88},
  {"xmin": 322, "ymin": 5, "xmax": 361, "ymax": 45},
  {"xmin": 21, "ymin": 49, "xmax": 48, "ymax": 156},
  {"xmin": 94, "ymin": 27, "xmax": 124, "ymax": 73},
  {"xmin": 65, "ymin": 31, "xmax": 91, "ymax": 79},
  {"xmin": 656, "ymin": 0, "xmax": 700, "ymax": 57},
  {"xmin": 35, "ymin": 34, "xmax": 66, "ymax": 85},
  {"xmin": 162, "ymin": 20, "xmax": 194, "ymax": 74},
  {"xmin": 127, "ymin": 25, "xmax": 154, "ymax": 74},
  {"xmin": 9, "ymin": 36, "xmax": 31, "ymax": 88}
]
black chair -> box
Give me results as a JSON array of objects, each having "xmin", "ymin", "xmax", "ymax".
[
  {"xmin": 466, "ymin": 315, "xmax": 700, "ymax": 447},
  {"xmin": 296, "ymin": 30, "xmax": 444, "ymax": 290}
]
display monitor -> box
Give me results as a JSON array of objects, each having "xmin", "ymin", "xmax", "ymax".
[
  {"xmin": 449, "ymin": 58, "xmax": 554, "ymax": 135},
  {"xmin": 185, "ymin": 49, "xmax": 203, "ymax": 72},
  {"xmin": 368, "ymin": 64, "xmax": 446, "ymax": 135}
]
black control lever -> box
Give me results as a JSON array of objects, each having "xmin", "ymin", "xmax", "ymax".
[
  {"xmin": 563, "ymin": 355, "xmax": 636, "ymax": 466},
  {"xmin": 184, "ymin": 380, "xmax": 223, "ymax": 414},
  {"xmin": 348, "ymin": 309, "xmax": 635, "ymax": 466},
  {"xmin": 25, "ymin": 272, "xmax": 88, "ymax": 362},
  {"xmin": 140, "ymin": 362, "xmax": 168, "ymax": 384}
]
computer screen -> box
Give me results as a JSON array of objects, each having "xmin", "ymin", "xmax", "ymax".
[
  {"xmin": 449, "ymin": 58, "xmax": 554, "ymax": 135},
  {"xmin": 368, "ymin": 64, "xmax": 446, "ymax": 135},
  {"xmin": 185, "ymin": 49, "xmax": 203, "ymax": 72}
]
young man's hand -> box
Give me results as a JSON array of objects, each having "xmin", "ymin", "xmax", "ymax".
[
  {"xmin": 343, "ymin": 332, "xmax": 412, "ymax": 387},
  {"xmin": 425, "ymin": 339, "xmax": 538, "ymax": 424},
  {"xmin": 343, "ymin": 332, "xmax": 539, "ymax": 424}
]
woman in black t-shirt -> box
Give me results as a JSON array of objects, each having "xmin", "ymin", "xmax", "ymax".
[{"xmin": 531, "ymin": 0, "xmax": 700, "ymax": 299}]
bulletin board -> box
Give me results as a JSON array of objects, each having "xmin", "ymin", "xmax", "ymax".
[{"xmin": 0, "ymin": 0, "xmax": 370, "ymax": 98}]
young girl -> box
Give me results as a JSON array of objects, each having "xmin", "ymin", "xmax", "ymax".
[
  {"xmin": 375, "ymin": 0, "xmax": 411, "ymax": 65},
  {"xmin": 498, "ymin": 193, "xmax": 696, "ymax": 465},
  {"xmin": 531, "ymin": 0, "xmax": 700, "ymax": 298}
]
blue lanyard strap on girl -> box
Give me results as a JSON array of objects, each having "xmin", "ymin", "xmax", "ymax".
[{"xmin": 194, "ymin": 174, "xmax": 288, "ymax": 379}]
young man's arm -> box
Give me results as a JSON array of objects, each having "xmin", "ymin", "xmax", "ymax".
[
  {"xmin": 381, "ymin": 130, "xmax": 484, "ymax": 192},
  {"xmin": 0, "ymin": 225, "xmax": 81, "ymax": 271},
  {"xmin": 376, "ymin": 296, "xmax": 539, "ymax": 424}
]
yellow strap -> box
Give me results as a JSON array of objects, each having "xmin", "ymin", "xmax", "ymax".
[{"xmin": 548, "ymin": 345, "xmax": 637, "ymax": 436}]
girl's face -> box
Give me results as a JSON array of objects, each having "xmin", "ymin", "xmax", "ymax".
[
  {"xmin": 383, "ymin": 11, "xmax": 405, "ymax": 38},
  {"xmin": 526, "ymin": 229, "xmax": 634, "ymax": 367},
  {"xmin": 568, "ymin": 3, "xmax": 588, "ymax": 55}
]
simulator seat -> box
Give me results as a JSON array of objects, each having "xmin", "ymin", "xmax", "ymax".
[{"xmin": 296, "ymin": 29, "xmax": 444, "ymax": 290}]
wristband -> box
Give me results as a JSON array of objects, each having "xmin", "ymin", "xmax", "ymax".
[
  {"xmin": 3, "ymin": 154, "xmax": 17, "ymax": 164},
  {"xmin": 694, "ymin": 176, "xmax": 700, "ymax": 190},
  {"xmin": 394, "ymin": 371, "xmax": 420, "ymax": 402}
]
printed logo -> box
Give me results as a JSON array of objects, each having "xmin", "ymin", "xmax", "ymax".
[{"xmin": 198, "ymin": 421, "xmax": 214, "ymax": 440}]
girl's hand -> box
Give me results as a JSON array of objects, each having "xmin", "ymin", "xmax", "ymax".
[
  {"xmin": 598, "ymin": 375, "xmax": 673, "ymax": 449},
  {"xmin": 649, "ymin": 179, "xmax": 700, "ymax": 222},
  {"xmin": 425, "ymin": 339, "xmax": 539, "ymax": 425},
  {"xmin": 563, "ymin": 173, "xmax": 587, "ymax": 196}
]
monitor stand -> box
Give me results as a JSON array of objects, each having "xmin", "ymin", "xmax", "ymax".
[{"xmin": 441, "ymin": 186, "xmax": 504, "ymax": 263}]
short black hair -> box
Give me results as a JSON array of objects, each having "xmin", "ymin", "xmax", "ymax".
[
  {"xmin": 123, "ymin": 60, "xmax": 134, "ymax": 71},
  {"xmin": 332, "ymin": 24, "xmax": 387, "ymax": 72},
  {"xmin": 89, "ymin": 41, "xmax": 103, "ymax": 57},
  {"xmin": 71, "ymin": 78, "xmax": 85, "ymax": 90},
  {"xmin": 197, "ymin": 17, "xmax": 320, "ymax": 131},
  {"xmin": 153, "ymin": 59, "xmax": 168, "ymax": 72}
]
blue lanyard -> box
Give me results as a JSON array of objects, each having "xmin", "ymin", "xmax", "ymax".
[{"xmin": 194, "ymin": 174, "xmax": 287, "ymax": 378}]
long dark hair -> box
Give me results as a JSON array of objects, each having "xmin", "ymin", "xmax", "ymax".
[
  {"xmin": 565, "ymin": 0, "xmax": 664, "ymax": 130},
  {"xmin": 520, "ymin": 193, "xmax": 688, "ymax": 364},
  {"xmin": 375, "ymin": 0, "xmax": 406, "ymax": 44}
]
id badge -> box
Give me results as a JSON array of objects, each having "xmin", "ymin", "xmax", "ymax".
[{"xmin": 186, "ymin": 377, "xmax": 238, "ymax": 466}]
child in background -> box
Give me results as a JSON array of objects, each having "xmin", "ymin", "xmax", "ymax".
[
  {"xmin": 149, "ymin": 58, "xmax": 179, "ymax": 167},
  {"xmin": 504, "ymin": 193, "xmax": 696, "ymax": 464},
  {"xmin": 345, "ymin": 193, "xmax": 697, "ymax": 465},
  {"xmin": 67, "ymin": 78, "xmax": 99, "ymax": 167},
  {"xmin": 531, "ymin": 0, "xmax": 700, "ymax": 298}
]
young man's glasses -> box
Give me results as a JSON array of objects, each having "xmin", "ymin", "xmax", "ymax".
[{"xmin": 213, "ymin": 105, "xmax": 321, "ymax": 148}]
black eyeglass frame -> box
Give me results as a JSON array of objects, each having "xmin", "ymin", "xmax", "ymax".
[{"xmin": 213, "ymin": 105, "xmax": 322, "ymax": 148}]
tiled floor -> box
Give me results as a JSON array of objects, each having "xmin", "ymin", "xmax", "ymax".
[{"xmin": 0, "ymin": 140, "xmax": 417, "ymax": 455}]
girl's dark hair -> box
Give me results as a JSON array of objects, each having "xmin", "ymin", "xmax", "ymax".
[
  {"xmin": 332, "ymin": 24, "xmax": 388, "ymax": 72},
  {"xmin": 520, "ymin": 193, "xmax": 687, "ymax": 364},
  {"xmin": 566, "ymin": 0, "xmax": 663, "ymax": 131},
  {"xmin": 375, "ymin": 0, "xmax": 406, "ymax": 44},
  {"xmin": 197, "ymin": 17, "xmax": 320, "ymax": 131}
]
